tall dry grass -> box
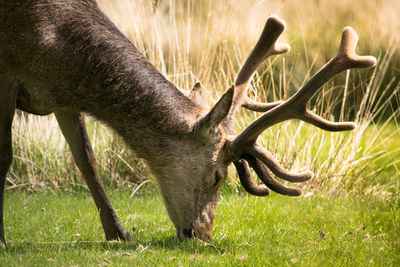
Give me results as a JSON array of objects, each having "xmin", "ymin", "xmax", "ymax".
[{"xmin": 7, "ymin": 0, "xmax": 399, "ymax": 197}]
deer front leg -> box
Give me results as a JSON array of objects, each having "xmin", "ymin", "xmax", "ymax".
[
  {"xmin": 0, "ymin": 86, "xmax": 17, "ymax": 249},
  {"xmin": 54, "ymin": 111, "xmax": 133, "ymax": 242}
]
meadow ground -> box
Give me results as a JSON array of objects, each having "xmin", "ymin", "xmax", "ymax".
[
  {"xmin": 2, "ymin": 0, "xmax": 400, "ymax": 265},
  {"xmin": 1, "ymin": 190, "xmax": 399, "ymax": 266}
]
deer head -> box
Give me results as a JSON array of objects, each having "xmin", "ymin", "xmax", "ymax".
[{"xmin": 159, "ymin": 15, "xmax": 376, "ymax": 241}]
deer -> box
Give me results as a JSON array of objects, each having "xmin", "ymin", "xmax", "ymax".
[{"xmin": 0, "ymin": 0, "xmax": 376, "ymax": 248}]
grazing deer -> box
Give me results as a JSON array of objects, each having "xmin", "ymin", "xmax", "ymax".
[{"xmin": 0, "ymin": 0, "xmax": 376, "ymax": 248}]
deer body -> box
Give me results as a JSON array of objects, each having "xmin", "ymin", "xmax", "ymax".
[
  {"xmin": 1, "ymin": 1, "xmax": 199, "ymax": 132},
  {"xmin": 1, "ymin": 0, "xmax": 211, "ymax": 180},
  {"xmin": 1, "ymin": 0, "xmax": 229, "ymax": 245},
  {"xmin": 0, "ymin": 0, "xmax": 376, "ymax": 248}
]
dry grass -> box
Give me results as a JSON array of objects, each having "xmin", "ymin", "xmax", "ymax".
[{"xmin": 7, "ymin": 0, "xmax": 400, "ymax": 197}]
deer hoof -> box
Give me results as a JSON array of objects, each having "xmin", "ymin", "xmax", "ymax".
[
  {"xmin": 0, "ymin": 240, "xmax": 6, "ymax": 249},
  {"xmin": 105, "ymin": 226, "xmax": 134, "ymax": 242}
]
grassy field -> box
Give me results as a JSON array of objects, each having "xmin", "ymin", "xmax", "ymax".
[
  {"xmin": 1, "ymin": 190, "xmax": 399, "ymax": 266},
  {"xmin": 2, "ymin": 0, "xmax": 400, "ymax": 265}
]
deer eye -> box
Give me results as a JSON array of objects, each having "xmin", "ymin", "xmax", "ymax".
[{"xmin": 213, "ymin": 171, "xmax": 222, "ymax": 187}]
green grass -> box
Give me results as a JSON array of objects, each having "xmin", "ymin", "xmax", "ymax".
[{"xmin": 1, "ymin": 190, "xmax": 399, "ymax": 266}]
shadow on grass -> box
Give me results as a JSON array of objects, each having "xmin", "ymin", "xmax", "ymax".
[
  {"xmin": 149, "ymin": 235, "xmax": 226, "ymax": 255},
  {"xmin": 2, "ymin": 240, "xmax": 139, "ymax": 254},
  {"xmin": 3, "ymin": 235, "xmax": 226, "ymax": 255}
]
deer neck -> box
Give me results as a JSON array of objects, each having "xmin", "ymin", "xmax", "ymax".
[
  {"xmin": 52, "ymin": 6, "xmax": 204, "ymax": 140},
  {"xmin": 81, "ymin": 55, "xmax": 204, "ymax": 155},
  {"xmin": 93, "ymin": 55, "xmax": 207, "ymax": 156}
]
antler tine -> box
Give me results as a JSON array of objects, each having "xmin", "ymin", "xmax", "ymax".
[
  {"xmin": 227, "ymin": 15, "xmax": 290, "ymax": 125},
  {"xmin": 288, "ymin": 26, "xmax": 377, "ymax": 105},
  {"xmin": 230, "ymin": 26, "xmax": 377, "ymax": 149},
  {"xmin": 235, "ymin": 15, "xmax": 290, "ymax": 88},
  {"xmin": 244, "ymin": 144, "xmax": 313, "ymax": 182},
  {"xmin": 233, "ymin": 160, "xmax": 271, "ymax": 196},
  {"xmin": 242, "ymin": 99, "xmax": 284, "ymax": 112},
  {"xmin": 243, "ymin": 154, "xmax": 302, "ymax": 196}
]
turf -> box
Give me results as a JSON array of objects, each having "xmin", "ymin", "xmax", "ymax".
[{"xmin": 1, "ymin": 190, "xmax": 399, "ymax": 266}]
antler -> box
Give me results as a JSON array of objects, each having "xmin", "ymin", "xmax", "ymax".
[
  {"xmin": 223, "ymin": 16, "xmax": 290, "ymax": 196},
  {"xmin": 228, "ymin": 16, "xmax": 376, "ymax": 196},
  {"xmin": 225, "ymin": 15, "xmax": 289, "ymax": 129}
]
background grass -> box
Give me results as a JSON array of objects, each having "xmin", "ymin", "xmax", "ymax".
[
  {"xmin": 7, "ymin": 0, "xmax": 399, "ymax": 196},
  {"xmin": 2, "ymin": 0, "xmax": 400, "ymax": 265}
]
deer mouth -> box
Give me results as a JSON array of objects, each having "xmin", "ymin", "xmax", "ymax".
[
  {"xmin": 182, "ymin": 227, "xmax": 193, "ymax": 239},
  {"xmin": 177, "ymin": 224, "xmax": 194, "ymax": 241},
  {"xmin": 178, "ymin": 223, "xmax": 212, "ymax": 241}
]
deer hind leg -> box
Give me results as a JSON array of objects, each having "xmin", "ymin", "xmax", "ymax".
[
  {"xmin": 0, "ymin": 86, "xmax": 17, "ymax": 249},
  {"xmin": 54, "ymin": 111, "xmax": 133, "ymax": 242}
]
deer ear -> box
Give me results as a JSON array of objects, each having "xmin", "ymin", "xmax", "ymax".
[
  {"xmin": 189, "ymin": 82, "xmax": 208, "ymax": 108},
  {"xmin": 196, "ymin": 86, "xmax": 234, "ymax": 132},
  {"xmin": 191, "ymin": 82, "xmax": 202, "ymax": 93}
]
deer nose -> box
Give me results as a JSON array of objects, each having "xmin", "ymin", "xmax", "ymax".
[
  {"xmin": 193, "ymin": 220, "xmax": 213, "ymax": 241},
  {"xmin": 194, "ymin": 228, "xmax": 212, "ymax": 241}
]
